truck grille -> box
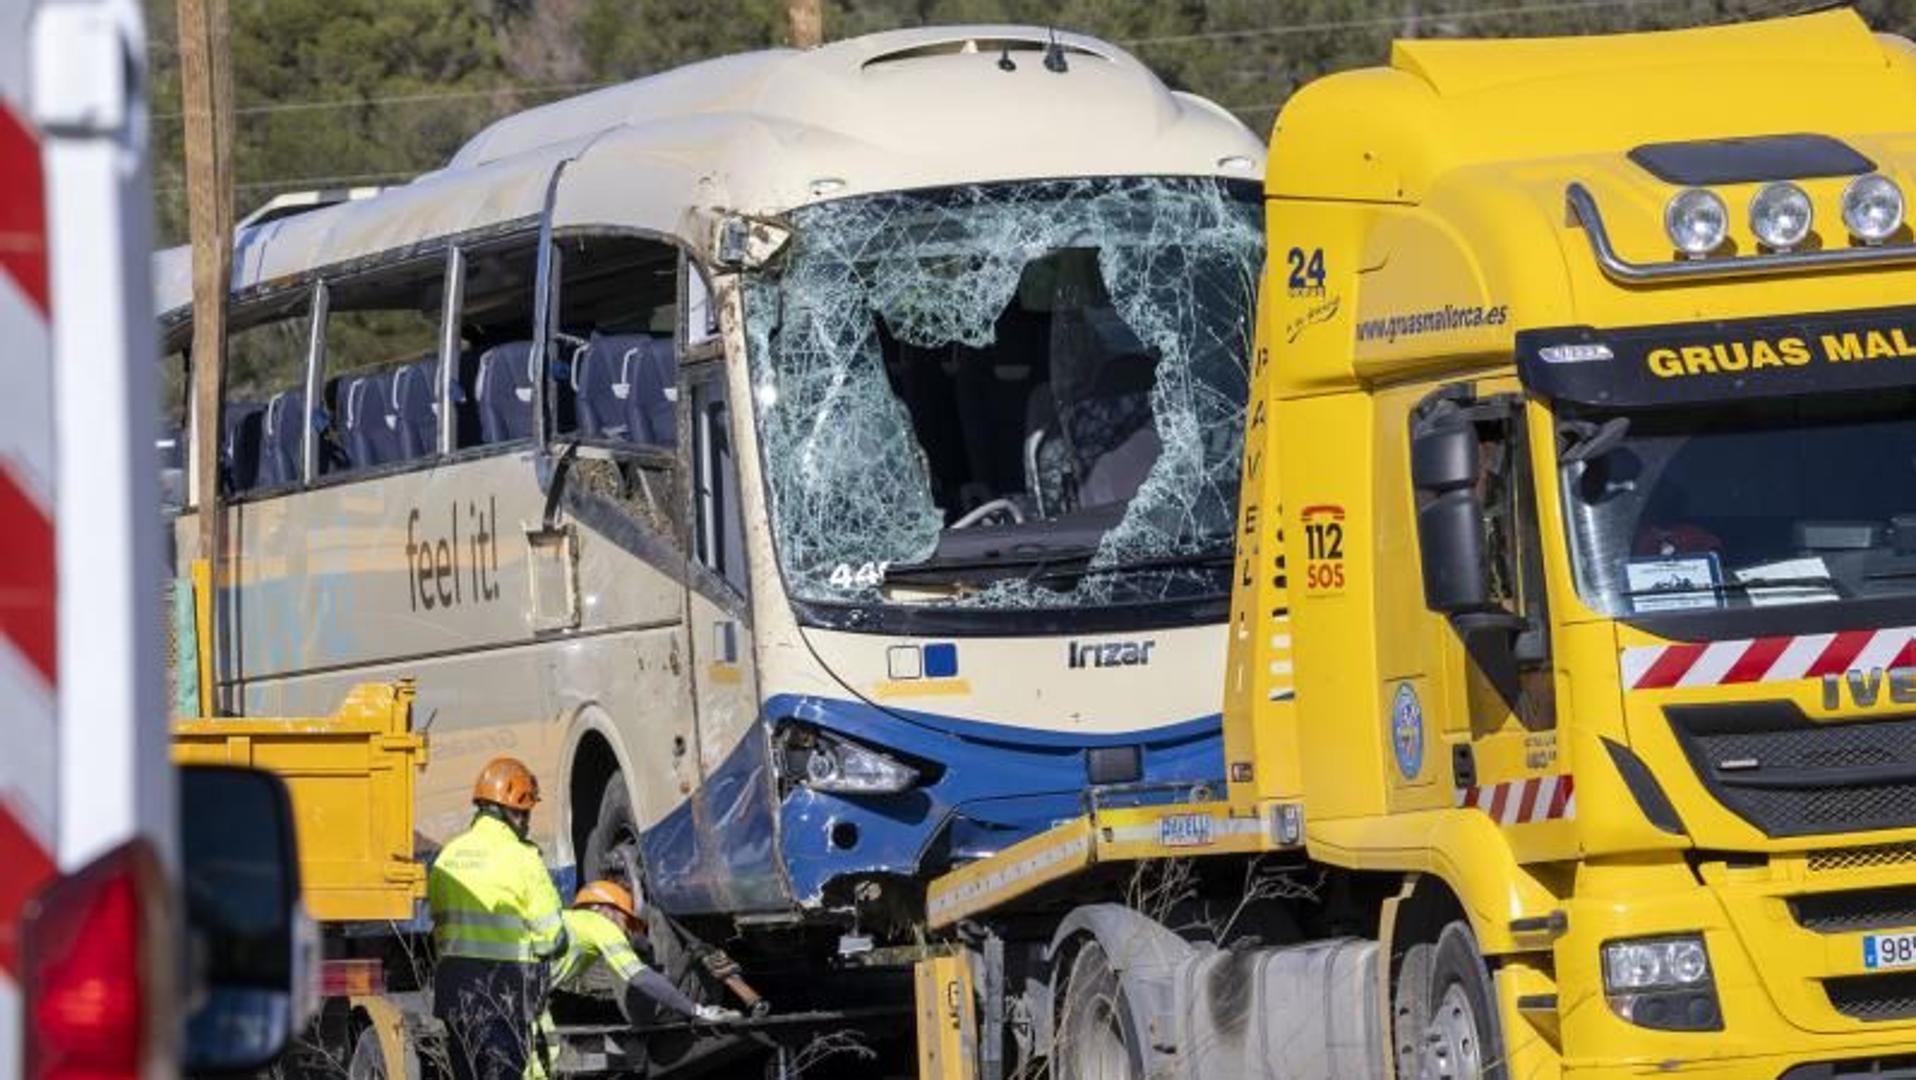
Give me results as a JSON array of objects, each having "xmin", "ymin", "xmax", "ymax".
[
  {"xmin": 1664, "ymin": 702, "xmax": 1916, "ymax": 838},
  {"xmin": 1779, "ymin": 1055, "xmax": 1916, "ymax": 1079},
  {"xmin": 1791, "ymin": 886, "xmax": 1916, "ymax": 933},
  {"xmin": 1826, "ymin": 973, "xmax": 1916, "ymax": 1022},
  {"xmin": 1810, "ymin": 842, "xmax": 1916, "ymax": 874}
]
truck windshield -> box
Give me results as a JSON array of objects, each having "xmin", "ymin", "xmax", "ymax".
[
  {"xmin": 743, "ymin": 176, "xmax": 1261, "ymax": 611},
  {"xmin": 1557, "ymin": 389, "xmax": 1916, "ymax": 617}
]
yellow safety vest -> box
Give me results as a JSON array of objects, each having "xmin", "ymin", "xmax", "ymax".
[
  {"xmin": 527, "ymin": 909, "xmax": 652, "ymax": 1080},
  {"xmin": 552, "ymin": 908, "xmax": 647, "ymax": 988},
  {"xmin": 428, "ymin": 814, "xmax": 566, "ymax": 963}
]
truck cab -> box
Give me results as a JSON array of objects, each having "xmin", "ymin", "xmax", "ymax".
[{"xmin": 1232, "ymin": 9, "xmax": 1916, "ymax": 1075}]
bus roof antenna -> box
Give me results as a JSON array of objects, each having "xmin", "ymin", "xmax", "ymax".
[{"xmin": 1044, "ymin": 28, "xmax": 1068, "ymax": 73}]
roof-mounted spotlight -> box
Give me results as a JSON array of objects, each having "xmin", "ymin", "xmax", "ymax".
[
  {"xmin": 1842, "ymin": 174, "xmax": 1905, "ymax": 245},
  {"xmin": 1749, "ymin": 181, "xmax": 1813, "ymax": 252},
  {"xmin": 1664, "ymin": 188, "xmax": 1728, "ymax": 257}
]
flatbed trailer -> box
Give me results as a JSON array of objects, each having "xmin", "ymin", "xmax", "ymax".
[
  {"xmin": 553, "ymin": 1006, "xmax": 913, "ymax": 1078},
  {"xmin": 909, "ymin": 797, "xmax": 1382, "ymax": 1080}
]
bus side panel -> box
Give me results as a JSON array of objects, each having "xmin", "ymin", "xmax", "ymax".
[
  {"xmin": 219, "ymin": 455, "xmax": 695, "ymax": 872},
  {"xmin": 219, "ymin": 455, "xmax": 683, "ymax": 677},
  {"xmin": 240, "ymin": 640, "xmax": 548, "ymax": 854},
  {"xmin": 240, "ymin": 617, "xmax": 693, "ymax": 882}
]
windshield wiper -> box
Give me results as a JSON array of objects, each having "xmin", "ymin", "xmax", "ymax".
[
  {"xmin": 882, "ymin": 547, "xmax": 1231, "ymax": 587},
  {"xmin": 880, "ymin": 545, "xmax": 1099, "ymax": 584},
  {"xmin": 1022, "ymin": 550, "xmax": 1233, "ymax": 584},
  {"xmin": 1730, "ymin": 574, "xmax": 1845, "ymax": 594}
]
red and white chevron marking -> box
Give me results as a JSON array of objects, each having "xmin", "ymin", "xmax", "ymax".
[
  {"xmin": 1621, "ymin": 627, "xmax": 1916, "ymax": 691},
  {"xmin": 1455, "ymin": 775, "xmax": 1576, "ymax": 824},
  {"xmin": 0, "ymin": 48, "xmax": 59, "ymax": 1066}
]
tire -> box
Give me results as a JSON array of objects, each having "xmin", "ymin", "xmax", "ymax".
[
  {"xmin": 1055, "ymin": 940, "xmax": 1143, "ymax": 1080},
  {"xmin": 1395, "ymin": 922, "xmax": 1506, "ymax": 1080},
  {"xmin": 581, "ymin": 773, "xmax": 640, "ymax": 887},
  {"xmin": 578, "ymin": 773, "xmax": 698, "ymax": 1001},
  {"xmin": 1393, "ymin": 942, "xmax": 1435, "ymax": 1080}
]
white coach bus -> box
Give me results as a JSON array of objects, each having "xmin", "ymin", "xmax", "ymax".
[{"xmin": 156, "ymin": 26, "xmax": 1263, "ymax": 966}]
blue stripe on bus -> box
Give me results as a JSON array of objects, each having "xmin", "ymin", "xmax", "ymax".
[{"xmin": 641, "ymin": 694, "xmax": 1223, "ymax": 915}]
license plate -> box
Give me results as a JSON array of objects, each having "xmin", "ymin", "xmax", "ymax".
[
  {"xmin": 1863, "ymin": 931, "xmax": 1916, "ymax": 970},
  {"xmin": 1158, "ymin": 813, "xmax": 1214, "ymax": 848}
]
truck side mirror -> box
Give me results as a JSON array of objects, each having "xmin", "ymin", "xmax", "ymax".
[
  {"xmin": 1410, "ymin": 414, "xmax": 1491, "ymax": 614},
  {"xmin": 179, "ymin": 765, "xmax": 312, "ymax": 1074}
]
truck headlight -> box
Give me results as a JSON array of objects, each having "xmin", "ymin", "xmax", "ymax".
[
  {"xmin": 793, "ymin": 730, "xmax": 919, "ymax": 795},
  {"xmin": 1601, "ymin": 934, "xmax": 1721, "ymax": 1031}
]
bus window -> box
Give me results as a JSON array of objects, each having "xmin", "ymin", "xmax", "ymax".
[
  {"xmin": 691, "ymin": 372, "xmax": 747, "ymax": 597},
  {"xmin": 223, "ymin": 294, "xmax": 313, "ymax": 496},
  {"xmin": 555, "ymin": 234, "xmax": 679, "ymax": 450},
  {"xmin": 320, "ymin": 261, "xmax": 447, "ymax": 475},
  {"xmin": 684, "ymin": 258, "xmax": 719, "ymax": 350},
  {"xmin": 459, "ymin": 238, "xmax": 541, "ymax": 450}
]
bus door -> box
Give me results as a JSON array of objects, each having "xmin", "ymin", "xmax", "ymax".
[{"xmin": 679, "ymin": 261, "xmax": 782, "ymax": 910}]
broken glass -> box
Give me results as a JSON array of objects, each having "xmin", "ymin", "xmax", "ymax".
[{"xmin": 744, "ymin": 176, "xmax": 1263, "ymax": 610}]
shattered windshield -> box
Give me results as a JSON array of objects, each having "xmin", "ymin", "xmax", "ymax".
[
  {"xmin": 743, "ymin": 176, "xmax": 1262, "ymax": 612},
  {"xmin": 1558, "ymin": 389, "xmax": 1916, "ymax": 617}
]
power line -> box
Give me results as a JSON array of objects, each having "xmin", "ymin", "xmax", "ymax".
[
  {"xmin": 150, "ymin": 2, "xmax": 1806, "ymax": 198},
  {"xmin": 155, "ymin": 168, "xmax": 421, "ymax": 196},
  {"xmin": 1118, "ymin": 0, "xmax": 1651, "ymax": 47},
  {"xmin": 1123, "ymin": 0, "xmax": 1826, "ymax": 47},
  {"xmin": 155, "ymin": 80, "xmax": 613, "ymax": 122},
  {"xmin": 151, "ymin": 0, "xmax": 1687, "ymax": 124},
  {"xmin": 162, "ymin": 90, "xmax": 1281, "ymax": 193}
]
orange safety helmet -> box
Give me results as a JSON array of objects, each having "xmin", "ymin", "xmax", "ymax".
[
  {"xmin": 472, "ymin": 757, "xmax": 540, "ymax": 812},
  {"xmin": 570, "ymin": 877, "xmax": 647, "ymax": 938},
  {"xmin": 574, "ymin": 879, "xmax": 642, "ymax": 929}
]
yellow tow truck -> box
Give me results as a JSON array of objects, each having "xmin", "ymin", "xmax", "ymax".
[{"xmin": 913, "ymin": 10, "xmax": 1916, "ymax": 1078}]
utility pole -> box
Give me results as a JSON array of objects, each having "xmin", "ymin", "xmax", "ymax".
[
  {"xmin": 787, "ymin": 0, "xmax": 821, "ymax": 48},
  {"xmin": 175, "ymin": 0, "xmax": 233, "ymax": 715}
]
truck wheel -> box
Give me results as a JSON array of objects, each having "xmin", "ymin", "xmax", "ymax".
[
  {"xmin": 1396, "ymin": 922, "xmax": 1505, "ymax": 1080},
  {"xmin": 1055, "ymin": 941, "xmax": 1142, "ymax": 1080}
]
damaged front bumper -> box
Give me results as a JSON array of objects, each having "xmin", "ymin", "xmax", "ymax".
[{"xmin": 769, "ymin": 692, "xmax": 1223, "ymax": 906}]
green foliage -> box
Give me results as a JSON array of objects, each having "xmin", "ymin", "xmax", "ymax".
[
  {"xmin": 150, "ymin": 0, "xmax": 517, "ymax": 242},
  {"xmin": 147, "ymin": 0, "xmax": 1916, "ymax": 248},
  {"xmin": 576, "ymin": 0, "xmax": 790, "ymax": 77}
]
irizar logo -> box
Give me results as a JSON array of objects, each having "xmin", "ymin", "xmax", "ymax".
[
  {"xmin": 1822, "ymin": 665, "xmax": 1916, "ymax": 709},
  {"xmin": 1068, "ymin": 638, "xmax": 1156, "ymax": 669}
]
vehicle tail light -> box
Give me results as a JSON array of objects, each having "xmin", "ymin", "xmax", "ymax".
[
  {"xmin": 319, "ymin": 958, "xmax": 385, "ymax": 998},
  {"xmin": 23, "ymin": 840, "xmax": 170, "ymax": 1080}
]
